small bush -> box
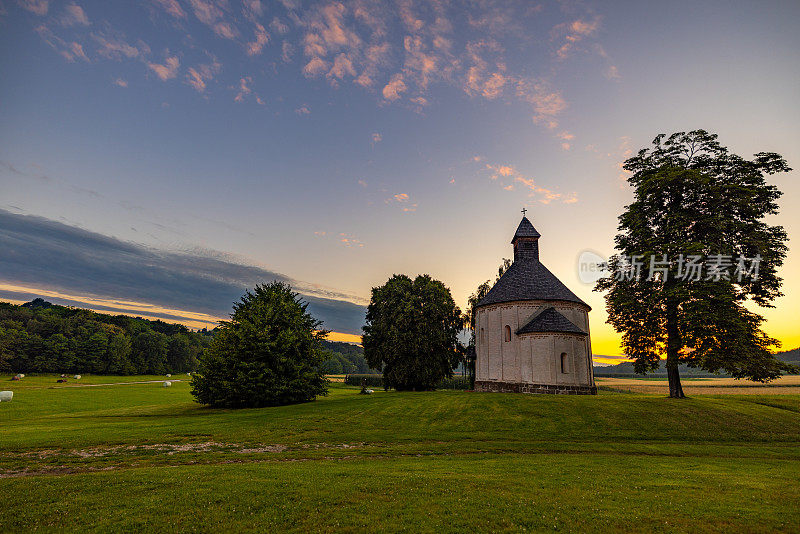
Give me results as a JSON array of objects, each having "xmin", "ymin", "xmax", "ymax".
[{"xmin": 345, "ymin": 374, "xmax": 384, "ymax": 388}]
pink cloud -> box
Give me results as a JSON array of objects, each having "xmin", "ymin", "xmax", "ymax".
[
  {"xmin": 214, "ymin": 21, "xmax": 238, "ymax": 40},
  {"xmin": 234, "ymin": 76, "xmax": 252, "ymax": 102},
  {"xmin": 113, "ymin": 78, "xmax": 128, "ymax": 87},
  {"xmin": 188, "ymin": 0, "xmax": 222, "ymax": 25},
  {"xmin": 92, "ymin": 32, "xmax": 143, "ymax": 60},
  {"xmin": 186, "ymin": 58, "xmax": 221, "ymax": 92},
  {"xmin": 515, "ymin": 79, "xmax": 566, "ymax": 124},
  {"xmin": 552, "ymin": 16, "xmax": 601, "ymax": 60},
  {"xmin": 303, "ymin": 57, "xmax": 328, "ymax": 77},
  {"xmin": 388, "ymin": 193, "xmax": 417, "ymax": 211},
  {"xmin": 328, "ymin": 53, "xmax": 356, "ymax": 79},
  {"xmin": 246, "ymin": 23, "xmax": 269, "ymax": 55},
  {"xmin": 270, "ymin": 17, "xmax": 289, "ymax": 34},
  {"xmin": 148, "ymin": 55, "xmax": 180, "ymax": 81},
  {"xmin": 281, "ymin": 41, "xmax": 294, "ymax": 62},
  {"xmin": 243, "ymin": 0, "xmax": 262, "ymax": 18},
  {"xmin": 18, "ymin": 0, "xmax": 48, "ymax": 16},
  {"xmin": 61, "ymin": 3, "xmax": 89, "ymax": 26},
  {"xmin": 382, "ymin": 73, "xmax": 406, "ymax": 101},
  {"xmin": 35, "ymin": 25, "xmax": 89, "ymax": 62},
  {"xmin": 152, "ymin": 0, "xmax": 186, "ymax": 18},
  {"xmin": 295, "ymin": 105, "xmax": 311, "ymax": 114},
  {"xmin": 482, "ymin": 161, "xmax": 576, "ymax": 204},
  {"xmin": 339, "ymin": 233, "xmax": 364, "ymax": 247}
]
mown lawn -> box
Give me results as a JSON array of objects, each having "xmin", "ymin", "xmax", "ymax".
[{"xmin": 1, "ymin": 375, "xmax": 799, "ymax": 532}]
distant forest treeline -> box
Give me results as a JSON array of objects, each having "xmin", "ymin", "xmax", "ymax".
[
  {"xmin": 594, "ymin": 348, "xmax": 800, "ymax": 377},
  {"xmin": 0, "ymin": 299, "xmax": 377, "ymax": 376}
]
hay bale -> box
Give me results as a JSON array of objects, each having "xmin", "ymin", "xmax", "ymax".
[
  {"xmin": 18, "ymin": 374, "xmax": 24, "ymax": 378},
  {"xmin": 0, "ymin": 391, "xmax": 13, "ymax": 402},
  {"xmin": 165, "ymin": 373, "xmax": 171, "ymax": 378},
  {"xmin": 163, "ymin": 381, "xmax": 172, "ymax": 387},
  {"xmin": 74, "ymin": 375, "xmax": 82, "ymax": 380}
]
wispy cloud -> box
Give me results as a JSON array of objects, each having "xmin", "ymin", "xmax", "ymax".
[
  {"xmin": 246, "ymin": 23, "xmax": 269, "ymax": 55},
  {"xmin": 339, "ymin": 232, "xmax": 364, "ymax": 247},
  {"xmin": 35, "ymin": 24, "xmax": 88, "ymax": 62},
  {"xmin": 148, "ymin": 54, "xmax": 180, "ymax": 81},
  {"xmin": 185, "ymin": 57, "xmax": 221, "ymax": 92},
  {"xmin": 18, "ymin": 0, "xmax": 48, "ymax": 16},
  {"xmin": 113, "ymin": 77, "xmax": 128, "ymax": 87},
  {"xmin": 92, "ymin": 30, "xmax": 145, "ymax": 60},
  {"xmin": 482, "ymin": 162, "xmax": 578, "ymax": 204},
  {"xmin": 60, "ymin": 3, "xmax": 89, "ymax": 26},
  {"xmin": 152, "ymin": 0, "xmax": 186, "ymax": 19},
  {"xmin": 388, "ymin": 192, "xmax": 417, "ymax": 212},
  {"xmin": 233, "ymin": 76, "xmax": 264, "ymax": 104},
  {"xmin": 552, "ymin": 16, "xmax": 601, "ymax": 60}
]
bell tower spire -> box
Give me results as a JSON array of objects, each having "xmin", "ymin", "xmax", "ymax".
[{"xmin": 511, "ymin": 211, "xmax": 540, "ymax": 262}]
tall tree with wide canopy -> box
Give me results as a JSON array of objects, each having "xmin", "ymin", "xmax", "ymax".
[
  {"xmin": 596, "ymin": 130, "xmax": 795, "ymax": 397},
  {"xmin": 363, "ymin": 274, "xmax": 462, "ymax": 391}
]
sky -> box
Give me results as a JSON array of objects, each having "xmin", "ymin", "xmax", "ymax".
[{"xmin": 1, "ymin": 0, "xmax": 799, "ymax": 363}]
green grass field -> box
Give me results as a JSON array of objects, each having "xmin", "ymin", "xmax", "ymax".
[{"xmin": 2, "ymin": 375, "xmax": 799, "ymax": 532}]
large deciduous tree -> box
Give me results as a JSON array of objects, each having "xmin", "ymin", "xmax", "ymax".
[
  {"xmin": 191, "ymin": 282, "xmax": 328, "ymax": 407},
  {"xmin": 362, "ymin": 274, "xmax": 462, "ymax": 391},
  {"xmin": 596, "ymin": 130, "xmax": 795, "ymax": 397}
]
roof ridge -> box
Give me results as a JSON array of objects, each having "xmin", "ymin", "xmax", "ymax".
[{"xmin": 516, "ymin": 306, "xmax": 587, "ymax": 336}]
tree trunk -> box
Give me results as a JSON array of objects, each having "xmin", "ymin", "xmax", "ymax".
[
  {"xmin": 666, "ymin": 361, "xmax": 685, "ymax": 398},
  {"xmin": 665, "ymin": 299, "xmax": 686, "ymax": 398}
]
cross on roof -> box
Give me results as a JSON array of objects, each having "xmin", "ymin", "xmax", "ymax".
[{"xmin": 521, "ymin": 207, "xmax": 527, "ymax": 217}]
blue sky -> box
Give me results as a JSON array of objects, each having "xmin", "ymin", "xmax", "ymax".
[{"xmin": 1, "ymin": 0, "xmax": 799, "ymax": 355}]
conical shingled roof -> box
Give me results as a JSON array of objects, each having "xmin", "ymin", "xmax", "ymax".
[
  {"xmin": 511, "ymin": 216, "xmax": 540, "ymax": 242},
  {"xmin": 516, "ymin": 307, "xmax": 587, "ymax": 335},
  {"xmin": 476, "ymin": 259, "xmax": 589, "ymax": 308}
]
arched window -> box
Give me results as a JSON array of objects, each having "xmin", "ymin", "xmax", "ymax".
[
  {"xmin": 560, "ymin": 352, "xmax": 569, "ymax": 373},
  {"xmin": 504, "ymin": 325, "xmax": 511, "ymax": 342}
]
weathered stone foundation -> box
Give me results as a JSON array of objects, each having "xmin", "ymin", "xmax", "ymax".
[{"xmin": 475, "ymin": 380, "xmax": 597, "ymax": 395}]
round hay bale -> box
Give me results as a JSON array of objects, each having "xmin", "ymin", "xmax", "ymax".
[
  {"xmin": 18, "ymin": 374, "xmax": 25, "ymax": 378},
  {"xmin": 163, "ymin": 381, "xmax": 172, "ymax": 387},
  {"xmin": 74, "ymin": 375, "xmax": 82, "ymax": 380},
  {"xmin": 165, "ymin": 373, "xmax": 171, "ymax": 378},
  {"xmin": 0, "ymin": 391, "xmax": 13, "ymax": 402}
]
